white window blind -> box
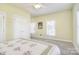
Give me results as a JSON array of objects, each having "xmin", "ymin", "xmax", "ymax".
[{"xmin": 46, "ymin": 20, "xmax": 56, "ymax": 36}]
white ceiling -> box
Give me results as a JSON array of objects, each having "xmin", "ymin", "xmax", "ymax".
[{"xmin": 12, "ymin": 3, "xmax": 73, "ymax": 16}]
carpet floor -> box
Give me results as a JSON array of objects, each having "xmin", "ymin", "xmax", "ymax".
[{"xmin": 32, "ymin": 38, "xmax": 79, "ymax": 55}]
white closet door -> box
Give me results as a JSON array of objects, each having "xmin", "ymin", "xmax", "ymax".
[
  {"xmin": 0, "ymin": 13, "xmax": 6, "ymax": 42},
  {"xmin": 13, "ymin": 15, "xmax": 29, "ymax": 39}
]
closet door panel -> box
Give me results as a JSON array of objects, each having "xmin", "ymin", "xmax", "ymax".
[{"xmin": 13, "ymin": 15, "xmax": 29, "ymax": 39}]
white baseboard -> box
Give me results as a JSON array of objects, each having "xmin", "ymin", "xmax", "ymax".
[
  {"xmin": 52, "ymin": 38, "xmax": 72, "ymax": 42},
  {"xmin": 44, "ymin": 37, "xmax": 72, "ymax": 42},
  {"xmin": 31, "ymin": 35, "xmax": 72, "ymax": 43}
]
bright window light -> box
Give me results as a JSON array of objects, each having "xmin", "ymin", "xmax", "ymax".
[{"xmin": 46, "ymin": 20, "xmax": 56, "ymax": 36}]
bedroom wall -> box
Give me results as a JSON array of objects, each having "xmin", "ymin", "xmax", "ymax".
[
  {"xmin": 0, "ymin": 4, "xmax": 31, "ymax": 41},
  {"xmin": 31, "ymin": 10, "xmax": 73, "ymax": 42}
]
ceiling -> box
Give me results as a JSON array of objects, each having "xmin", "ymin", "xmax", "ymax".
[{"xmin": 12, "ymin": 3, "xmax": 73, "ymax": 16}]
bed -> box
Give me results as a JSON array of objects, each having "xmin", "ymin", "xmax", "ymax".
[{"xmin": 0, "ymin": 39, "xmax": 60, "ymax": 55}]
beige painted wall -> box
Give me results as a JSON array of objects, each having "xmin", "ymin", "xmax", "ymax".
[
  {"xmin": 0, "ymin": 4, "xmax": 31, "ymax": 41},
  {"xmin": 32, "ymin": 10, "xmax": 73, "ymax": 42}
]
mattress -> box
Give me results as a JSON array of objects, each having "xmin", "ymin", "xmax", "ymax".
[{"xmin": 0, "ymin": 39, "xmax": 60, "ymax": 55}]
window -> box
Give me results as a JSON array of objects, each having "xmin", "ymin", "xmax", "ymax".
[
  {"xmin": 46, "ymin": 20, "xmax": 56, "ymax": 36},
  {"xmin": 31, "ymin": 23, "xmax": 36, "ymax": 34}
]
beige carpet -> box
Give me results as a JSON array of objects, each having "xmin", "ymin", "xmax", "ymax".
[{"xmin": 32, "ymin": 38, "xmax": 79, "ymax": 55}]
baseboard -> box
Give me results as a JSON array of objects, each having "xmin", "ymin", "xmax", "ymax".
[
  {"xmin": 31, "ymin": 36, "xmax": 72, "ymax": 43},
  {"xmin": 52, "ymin": 38, "xmax": 72, "ymax": 42}
]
